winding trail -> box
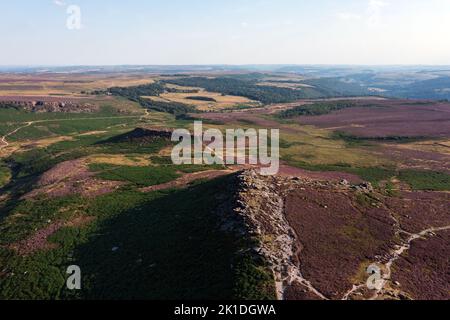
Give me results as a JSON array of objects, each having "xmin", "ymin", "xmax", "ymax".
[
  {"xmin": 342, "ymin": 224, "xmax": 450, "ymax": 300},
  {"xmin": 277, "ymin": 184, "xmax": 330, "ymax": 300},
  {"xmin": 0, "ymin": 115, "xmax": 142, "ymax": 152},
  {"xmin": 342, "ymin": 192, "xmax": 450, "ymax": 300},
  {"xmin": 375, "ymin": 225, "xmax": 450, "ymax": 298},
  {"xmin": 0, "ymin": 122, "xmax": 33, "ymax": 150}
]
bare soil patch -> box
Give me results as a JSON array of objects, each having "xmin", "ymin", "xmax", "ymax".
[
  {"xmin": 86, "ymin": 154, "xmax": 151, "ymax": 167},
  {"xmin": 8, "ymin": 222, "xmax": 65, "ymax": 255},
  {"xmin": 8, "ymin": 215, "xmax": 95, "ymax": 256},
  {"xmin": 24, "ymin": 159, "xmax": 123, "ymax": 199}
]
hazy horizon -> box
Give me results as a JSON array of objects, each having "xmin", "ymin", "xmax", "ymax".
[
  {"xmin": 2, "ymin": 0, "xmax": 450, "ymax": 66},
  {"xmin": 3, "ymin": 64, "xmax": 450, "ymax": 67}
]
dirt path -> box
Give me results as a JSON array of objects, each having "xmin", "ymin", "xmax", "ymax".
[
  {"xmin": 0, "ymin": 115, "xmax": 141, "ymax": 152},
  {"xmin": 140, "ymin": 169, "xmax": 238, "ymax": 192},
  {"xmin": 374, "ymin": 225, "xmax": 450, "ymax": 299},
  {"xmin": 278, "ymin": 184, "xmax": 331, "ymax": 300},
  {"xmin": 288, "ymin": 239, "xmax": 330, "ymax": 300},
  {"xmin": 0, "ymin": 122, "xmax": 33, "ymax": 150},
  {"xmin": 342, "ymin": 224, "xmax": 450, "ymax": 300},
  {"xmin": 342, "ymin": 191, "xmax": 450, "ymax": 300}
]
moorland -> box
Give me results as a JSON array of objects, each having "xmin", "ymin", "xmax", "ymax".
[{"xmin": 0, "ymin": 65, "xmax": 449, "ymax": 300}]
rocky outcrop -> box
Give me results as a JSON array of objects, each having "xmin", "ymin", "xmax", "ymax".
[
  {"xmin": 234, "ymin": 171, "xmax": 295, "ymax": 300},
  {"xmin": 223, "ymin": 170, "xmax": 331, "ymax": 300},
  {"xmin": 0, "ymin": 100, "xmax": 98, "ymax": 113},
  {"xmin": 223, "ymin": 169, "xmax": 450, "ymax": 301}
]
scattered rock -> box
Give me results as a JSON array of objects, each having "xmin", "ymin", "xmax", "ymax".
[
  {"xmin": 354, "ymin": 182, "xmax": 374, "ymax": 193},
  {"xmin": 0, "ymin": 99, "xmax": 98, "ymax": 113}
]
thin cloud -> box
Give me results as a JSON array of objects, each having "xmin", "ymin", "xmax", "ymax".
[
  {"xmin": 336, "ymin": 0, "xmax": 389, "ymax": 27},
  {"xmin": 337, "ymin": 12, "xmax": 362, "ymax": 21},
  {"xmin": 53, "ymin": 0, "xmax": 66, "ymax": 6},
  {"xmin": 367, "ymin": 0, "xmax": 389, "ymax": 27}
]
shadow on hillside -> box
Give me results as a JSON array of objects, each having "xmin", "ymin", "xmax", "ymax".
[{"xmin": 70, "ymin": 175, "xmax": 241, "ymax": 300}]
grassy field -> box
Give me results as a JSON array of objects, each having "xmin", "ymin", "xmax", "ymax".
[
  {"xmin": 86, "ymin": 154, "xmax": 151, "ymax": 167},
  {"xmin": 0, "ymin": 106, "xmax": 145, "ymax": 142},
  {"xmin": 278, "ymin": 125, "xmax": 389, "ymax": 168},
  {"xmin": 391, "ymin": 139, "xmax": 450, "ymax": 155},
  {"xmin": 1, "ymin": 72, "xmax": 449, "ymax": 301},
  {"xmin": 278, "ymin": 101, "xmax": 358, "ymax": 118},
  {"xmin": 89, "ymin": 163, "xmax": 181, "ymax": 187},
  {"xmin": 149, "ymin": 90, "xmax": 260, "ymax": 112},
  {"xmin": 0, "ymin": 176, "xmax": 275, "ymax": 300},
  {"xmin": 0, "ymin": 104, "xmax": 276, "ymax": 300},
  {"xmin": 0, "ymin": 164, "xmax": 10, "ymax": 188},
  {"xmin": 6, "ymin": 130, "xmax": 172, "ymax": 181},
  {"xmin": 399, "ymin": 170, "xmax": 450, "ymax": 191},
  {"xmin": 0, "ymin": 74, "xmax": 156, "ymax": 96}
]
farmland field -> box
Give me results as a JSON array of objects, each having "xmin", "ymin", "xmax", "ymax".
[{"xmin": 145, "ymin": 90, "xmax": 260, "ymax": 111}]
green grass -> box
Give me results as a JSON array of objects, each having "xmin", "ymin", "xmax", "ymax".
[
  {"xmin": 0, "ymin": 196, "xmax": 84, "ymax": 244},
  {"xmin": 150, "ymin": 156, "xmax": 226, "ymax": 173},
  {"xmin": 348, "ymin": 167, "xmax": 397, "ymax": 185},
  {"xmin": 233, "ymin": 254, "xmax": 276, "ymax": 300},
  {"xmin": 150, "ymin": 156, "xmax": 173, "ymax": 165},
  {"xmin": 355, "ymin": 193, "xmax": 374, "ymax": 207},
  {"xmin": 279, "ymin": 139, "xmax": 308, "ymax": 148},
  {"xmin": 287, "ymin": 158, "xmax": 450, "ymax": 191},
  {"xmin": 399, "ymin": 170, "xmax": 450, "ymax": 191},
  {"xmin": 177, "ymin": 164, "xmax": 226, "ymax": 173},
  {"xmin": 89, "ymin": 163, "xmax": 181, "ymax": 187},
  {"xmin": 8, "ymin": 118, "xmax": 140, "ymax": 141},
  {"xmin": 8, "ymin": 133, "xmax": 171, "ymax": 179},
  {"xmin": 0, "ymin": 105, "xmax": 142, "ymax": 142},
  {"xmin": 10, "ymin": 147, "xmax": 90, "ymax": 179},
  {"xmin": 384, "ymin": 181, "xmax": 400, "ymax": 197},
  {"xmin": 72, "ymin": 178, "xmax": 275, "ymax": 299},
  {"xmin": 0, "ymin": 164, "xmax": 11, "ymax": 188},
  {"xmin": 89, "ymin": 160, "xmax": 226, "ymax": 187},
  {"xmin": 332, "ymin": 131, "xmax": 427, "ymax": 146},
  {"xmin": 0, "ymin": 105, "xmax": 123, "ymax": 123},
  {"xmin": 278, "ymin": 101, "xmax": 358, "ymax": 118},
  {"xmin": 97, "ymin": 138, "xmax": 171, "ymax": 155},
  {"xmin": 287, "ymin": 160, "xmax": 396, "ymax": 185},
  {"xmin": 0, "ymin": 176, "xmax": 276, "ymax": 300}
]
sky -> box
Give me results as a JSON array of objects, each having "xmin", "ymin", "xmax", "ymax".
[{"xmin": 1, "ymin": 0, "xmax": 450, "ymax": 66}]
